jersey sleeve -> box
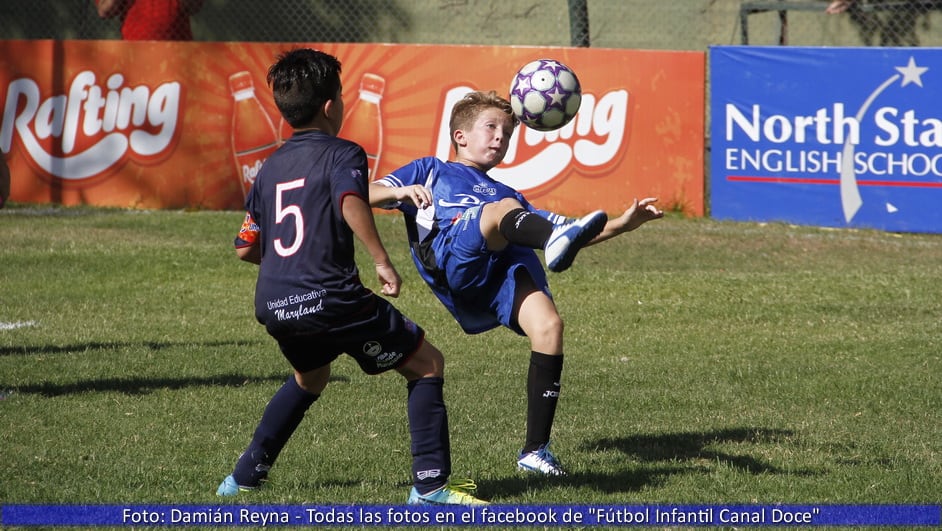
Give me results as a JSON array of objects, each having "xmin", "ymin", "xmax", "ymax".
[
  {"xmin": 234, "ymin": 177, "xmax": 263, "ymax": 248},
  {"xmin": 378, "ymin": 158, "xmax": 427, "ymax": 189},
  {"xmin": 374, "ymin": 157, "xmax": 435, "ymax": 217},
  {"xmin": 329, "ymin": 143, "xmax": 370, "ymax": 219},
  {"xmin": 234, "ymin": 211, "xmax": 260, "ymax": 248}
]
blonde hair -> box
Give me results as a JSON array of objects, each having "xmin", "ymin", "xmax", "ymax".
[{"xmin": 449, "ymin": 90, "xmax": 519, "ymax": 152}]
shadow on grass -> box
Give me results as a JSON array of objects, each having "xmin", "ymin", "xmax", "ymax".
[
  {"xmin": 5, "ymin": 371, "xmax": 352, "ymax": 397},
  {"xmin": 8, "ymin": 372, "xmax": 285, "ymax": 397},
  {"xmin": 485, "ymin": 467, "xmax": 685, "ymax": 499},
  {"xmin": 1, "ymin": 339, "xmax": 368, "ymax": 396},
  {"xmin": 589, "ymin": 427, "xmax": 796, "ymax": 473},
  {"xmin": 486, "ymin": 427, "xmax": 808, "ymax": 497},
  {"xmin": 0, "ymin": 339, "xmax": 263, "ymax": 356}
]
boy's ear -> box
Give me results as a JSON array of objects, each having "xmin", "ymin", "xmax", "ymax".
[
  {"xmin": 323, "ymin": 98, "xmax": 336, "ymax": 119},
  {"xmin": 452, "ymin": 128, "xmax": 467, "ymax": 147}
]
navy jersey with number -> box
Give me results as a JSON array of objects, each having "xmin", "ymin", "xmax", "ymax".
[{"xmin": 244, "ymin": 130, "xmax": 374, "ymax": 336}]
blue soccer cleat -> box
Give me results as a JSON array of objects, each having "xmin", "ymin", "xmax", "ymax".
[
  {"xmin": 407, "ymin": 479, "xmax": 488, "ymax": 505},
  {"xmin": 216, "ymin": 474, "xmax": 260, "ymax": 496}
]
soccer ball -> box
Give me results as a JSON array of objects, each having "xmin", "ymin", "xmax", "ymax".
[{"xmin": 509, "ymin": 59, "xmax": 582, "ymax": 131}]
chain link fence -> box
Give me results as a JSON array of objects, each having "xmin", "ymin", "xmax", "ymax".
[{"xmin": 1, "ymin": 0, "xmax": 941, "ymax": 49}]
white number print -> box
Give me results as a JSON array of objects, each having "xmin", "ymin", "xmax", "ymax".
[{"xmin": 274, "ymin": 178, "xmax": 305, "ymax": 257}]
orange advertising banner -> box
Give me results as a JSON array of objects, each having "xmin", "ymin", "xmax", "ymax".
[{"xmin": 0, "ymin": 40, "xmax": 705, "ymax": 215}]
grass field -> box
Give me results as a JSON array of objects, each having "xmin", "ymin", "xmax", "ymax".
[{"xmin": 1, "ymin": 204, "xmax": 940, "ymax": 514}]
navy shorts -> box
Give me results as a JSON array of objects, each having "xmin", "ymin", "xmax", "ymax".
[{"xmin": 274, "ymin": 296, "xmax": 424, "ymax": 375}]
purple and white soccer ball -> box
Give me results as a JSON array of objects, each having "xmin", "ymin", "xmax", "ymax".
[{"xmin": 509, "ymin": 59, "xmax": 582, "ymax": 131}]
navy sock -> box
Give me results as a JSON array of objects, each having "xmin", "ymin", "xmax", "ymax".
[
  {"xmin": 232, "ymin": 376, "xmax": 318, "ymax": 486},
  {"xmin": 407, "ymin": 377, "xmax": 451, "ymax": 494},
  {"xmin": 523, "ymin": 352, "xmax": 563, "ymax": 454},
  {"xmin": 498, "ymin": 208, "xmax": 554, "ymax": 249}
]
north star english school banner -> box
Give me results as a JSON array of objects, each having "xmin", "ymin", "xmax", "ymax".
[
  {"xmin": 711, "ymin": 46, "xmax": 942, "ymax": 233},
  {"xmin": 0, "ymin": 41, "xmax": 705, "ymax": 216}
]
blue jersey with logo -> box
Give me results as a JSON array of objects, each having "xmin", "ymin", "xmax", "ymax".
[
  {"xmin": 377, "ymin": 157, "xmax": 563, "ymax": 249},
  {"xmin": 377, "ymin": 157, "xmax": 564, "ymax": 334},
  {"xmin": 245, "ymin": 130, "xmax": 374, "ymax": 336}
]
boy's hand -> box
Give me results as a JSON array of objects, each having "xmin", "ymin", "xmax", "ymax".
[
  {"xmin": 584, "ymin": 197, "xmax": 664, "ymax": 245},
  {"xmin": 396, "ymin": 185, "xmax": 433, "ymax": 209},
  {"xmin": 375, "ymin": 262, "xmax": 402, "ymax": 297},
  {"xmin": 619, "ymin": 197, "xmax": 664, "ymax": 233}
]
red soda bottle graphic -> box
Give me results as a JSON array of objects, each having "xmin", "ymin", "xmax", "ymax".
[
  {"xmin": 229, "ymin": 71, "xmax": 279, "ymax": 198},
  {"xmin": 339, "ymin": 73, "xmax": 385, "ymax": 180}
]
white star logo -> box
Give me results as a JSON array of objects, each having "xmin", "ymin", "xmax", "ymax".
[
  {"xmin": 548, "ymin": 88, "xmax": 566, "ymax": 106},
  {"xmin": 515, "ymin": 75, "xmax": 531, "ymax": 96},
  {"xmin": 895, "ymin": 56, "xmax": 928, "ymax": 87}
]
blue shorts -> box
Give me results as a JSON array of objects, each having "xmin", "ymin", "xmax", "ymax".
[
  {"xmin": 432, "ymin": 205, "xmax": 551, "ymax": 335},
  {"xmin": 274, "ymin": 296, "xmax": 424, "ymax": 375}
]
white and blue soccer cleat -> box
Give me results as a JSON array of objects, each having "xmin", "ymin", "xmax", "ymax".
[
  {"xmin": 517, "ymin": 443, "xmax": 567, "ymax": 476},
  {"xmin": 544, "ymin": 210, "xmax": 607, "ymax": 273}
]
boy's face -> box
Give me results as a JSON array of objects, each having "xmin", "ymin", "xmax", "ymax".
[{"xmin": 454, "ymin": 107, "xmax": 515, "ymax": 170}]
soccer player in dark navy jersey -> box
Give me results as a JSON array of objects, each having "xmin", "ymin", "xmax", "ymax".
[
  {"xmin": 371, "ymin": 90, "xmax": 663, "ymax": 476},
  {"xmin": 216, "ymin": 48, "xmax": 486, "ymax": 505}
]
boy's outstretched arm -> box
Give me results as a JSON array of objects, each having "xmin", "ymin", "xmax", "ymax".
[
  {"xmin": 343, "ymin": 194, "xmax": 402, "ymax": 297},
  {"xmin": 588, "ymin": 197, "xmax": 663, "ymax": 246},
  {"xmin": 369, "ymin": 182, "xmax": 432, "ymax": 209}
]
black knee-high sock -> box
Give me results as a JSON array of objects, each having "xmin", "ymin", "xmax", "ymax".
[
  {"xmin": 232, "ymin": 376, "xmax": 318, "ymax": 486},
  {"xmin": 407, "ymin": 377, "xmax": 451, "ymax": 494},
  {"xmin": 524, "ymin": 352, "xmax": 564, "ymax": 453},
  {"xmin": 499, "ymin": 208, "xmax": 554, "ymax": 249}
]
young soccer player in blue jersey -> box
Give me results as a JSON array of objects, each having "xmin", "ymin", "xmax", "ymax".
[
  {"xmin": 370, "ymin": 90, "xmax": 663, "ymax": 476},
  {"xmin": 216, "ymin": 48, "xmax": 486, "ymax": 505}
]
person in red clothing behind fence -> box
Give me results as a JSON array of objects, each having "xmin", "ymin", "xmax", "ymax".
[{"xmin": 96, "ymin": 0, "xmax": 204, "ymax": 41}]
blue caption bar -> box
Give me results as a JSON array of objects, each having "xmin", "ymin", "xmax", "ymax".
[{"xmin": 2, "ymin": 504, "xmax": 940, "ymax": 527}]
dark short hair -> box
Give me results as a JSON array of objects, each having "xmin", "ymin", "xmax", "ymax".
[{"xmin": 267, "ymin": 48, "xmax": 342, "ymax": 128}]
